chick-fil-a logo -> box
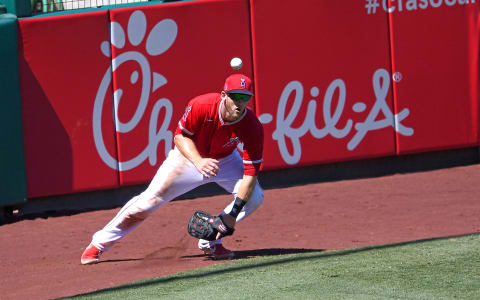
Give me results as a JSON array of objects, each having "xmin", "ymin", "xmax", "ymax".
[
  {"xmin": 258, "ymin": 68, "xmax": 414, "ymax": 165},
  {"xmin": 93, "ymin": 10, "xmax": 177, "ymax": 171}
]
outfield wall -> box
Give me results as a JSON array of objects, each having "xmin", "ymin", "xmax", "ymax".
[
  {"xmin": 0, "ymin": 14, "xmax": 27, "ymax": 206},
  {"xmin": 4, "ymin": 0, "xmax": 480, "ymax": 202}
]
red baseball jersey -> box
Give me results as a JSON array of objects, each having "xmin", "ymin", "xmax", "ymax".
[{"xmin": 174, "ymin": 93, "xmax": 264, "ymax": 176}]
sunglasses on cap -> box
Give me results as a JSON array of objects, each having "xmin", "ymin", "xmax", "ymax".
[{"xmin": 227, "ymin": 93, "xmax": 251, "ymax": 102}]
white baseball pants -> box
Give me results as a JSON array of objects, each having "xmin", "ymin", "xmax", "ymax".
[{"xmin": 91, "ymin": 147, "xmax": 264, "ymax": 251}]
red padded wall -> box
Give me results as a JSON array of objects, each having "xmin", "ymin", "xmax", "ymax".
[
  {"xmin": 250, "ymin": 0, "xmax": 397, "ymax": 169},
  {"xmin": 18, "ymin": 11, "xmax": 119, "ymax": 197},
  {"xmin": 388, "ymin": 2, "xmax": 479, "ymax": 154}
]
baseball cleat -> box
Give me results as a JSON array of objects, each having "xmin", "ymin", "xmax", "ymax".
[
  {"xmin": 202, "ymin": 244, "xmax": 235, "ymax": 260},
  {"xmin": 81, "ymin": 243, "xmax": 103, "ymax": 265}
]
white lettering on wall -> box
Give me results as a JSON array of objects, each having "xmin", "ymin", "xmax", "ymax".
[
  {"xmin": 366, "ymin": 0, "xmax": 475, "ymax": 15},
  {"xmin": 259, "ymin": 68, "xmax": 414, "ymax": 165},
  {"xmin": 93, "ymin": 11, "xmax": 177, "ymax": 171}
]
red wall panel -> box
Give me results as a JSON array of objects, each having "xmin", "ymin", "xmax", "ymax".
[
  {"xmin": 108, "ymin": 0, "xmax": 254, "ymax": 185},
  {"xmin": 18, "ymin": 12, "xmax": 119, "ymax": 197},
  {"xmin": 388, "ymin": 1, "xmax": 479, "ymax": 154},
  {"xmin": 250, "ymin": 0, "xmax": 401, "ymax": 170},
  {"xmin": 16, "ymin": 0, "xmax": 480, "ymax": 198}
]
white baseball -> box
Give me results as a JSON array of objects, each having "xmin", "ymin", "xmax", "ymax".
[{"xmin": 230, "ymin": 57, "xmax": 243, "ymax": 70}]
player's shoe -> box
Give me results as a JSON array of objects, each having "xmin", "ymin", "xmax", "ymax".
[
  {"xmin": 81, "ymin": 243, "xmax": 103, "ymax": 265},
  {"xmin": 201, "ymin": 244, "xmax": 235, "ymax": 260}
]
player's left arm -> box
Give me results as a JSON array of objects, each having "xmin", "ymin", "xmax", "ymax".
[
  {"xmin": 219, "ymin": 131, "xmax": 263, "ymax": 230},
  {"xmin": 224, "ymin": 173, "xmax": 257, "ymax": 220},
  {"xmin": 215, "ymin": 175, "xmax": 256, "ymax": 238},
  {"xmin": 236, "ymin": 174, "xmax": 257, "ymax": 201},
  {"xmin": 215, "ymin": 116, "xmax": 264, "ymax": 238}
]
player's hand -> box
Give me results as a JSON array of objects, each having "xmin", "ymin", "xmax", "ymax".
[
  {"xmin": 216, "ymin": 214, "xmax": 236, "ymax": 240},
  {"xmin": 194, "ymin": 158, "xmax": 219, "ymax": 178}
]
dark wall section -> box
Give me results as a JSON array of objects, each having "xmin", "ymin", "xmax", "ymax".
[{"xmin": 0, "ymin": 14, "xmax": 27, "ymax": 207}]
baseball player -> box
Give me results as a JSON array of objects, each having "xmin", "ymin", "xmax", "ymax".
[{"xmin": 81, "ymin": 73, "xmax": 264, "ymax": 264}]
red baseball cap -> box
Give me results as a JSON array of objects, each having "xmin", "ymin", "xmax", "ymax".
[{"xmin": 223, "ymin": 74, "xmax": 254, "ymax": 96}]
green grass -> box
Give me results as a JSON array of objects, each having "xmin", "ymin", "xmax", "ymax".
[{"xmin": 68, "ymin": 234, "xmax": 480, "ymax": 299}]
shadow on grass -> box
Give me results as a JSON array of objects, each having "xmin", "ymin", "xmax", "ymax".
[
  {"xmin": 182, "ymin": 247, "xmax": 325, "ymax": 260},
  {"xmin": 234, "ymin": 247, "xmax": 326, "ymax": 259},
  {"xmin": 68, "ymin": 232, "xmax": 479, "ymax": 299}
]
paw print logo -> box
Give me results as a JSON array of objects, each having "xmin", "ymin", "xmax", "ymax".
[{"xmin": 93, "ymin": 10, "xmax": 178, "ymax": 171}]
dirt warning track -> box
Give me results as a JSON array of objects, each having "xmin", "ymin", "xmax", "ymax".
[{"xmin": 1, "ymin": 164, "xmax": 479, "ymax": 299}]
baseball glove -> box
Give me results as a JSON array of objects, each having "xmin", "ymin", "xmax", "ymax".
[{"xmin": 187, "ymin": 210, "xmax": 235, "ymax": 241}]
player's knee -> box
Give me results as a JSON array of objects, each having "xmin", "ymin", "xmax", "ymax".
[
  {"xmin": 257, "ymin": 188, "xmax": 264, "ymax": 206},
  {"xmin": 136, "ymin": 193, "xmax": 167, "ymax": 211},
  {"xmin": 148, "ymin": 196, "xmax": 161, "ymax": 207},
  {"xmin": 117, "ymin": 211, "xmax": 148, "ymax": 231},
  {"xmin": 131, "ymin": 210, "xmax": 150, "ymax": 220},
  {"xmin": 249, "ymin": 186, "xmax": 264, "ymax": 209}
]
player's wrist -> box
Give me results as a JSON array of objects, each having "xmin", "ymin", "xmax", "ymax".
[
  {"xmin": 228, "ymin": 197, "xmax": 247, "ymax": 218},
  {"xmin": 220, "ymin": 214, "xmax": 236, "ymax": 228}
]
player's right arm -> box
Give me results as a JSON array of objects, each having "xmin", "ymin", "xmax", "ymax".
[{"xmin": 174, "ymin": 134, "xmax": 219, "ymax": 178}]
